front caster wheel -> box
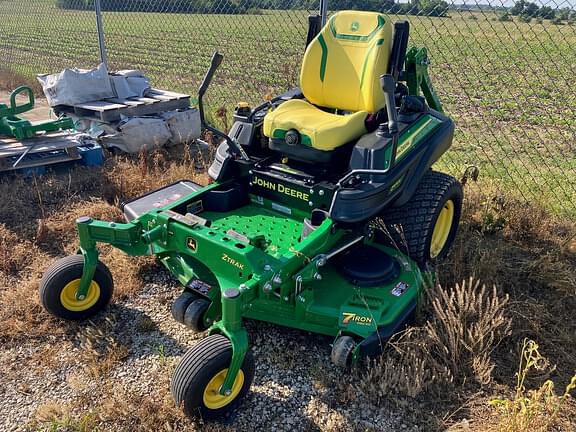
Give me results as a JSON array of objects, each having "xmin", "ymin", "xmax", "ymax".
[
  {"xmin": 39, "ymin": 255, "xmax": 113, "ymax": 320},
  {"xmin": 183, "ymin": 298, "xmax": 210, "ymax": 332},
  {"xmin": 171, "ymin": 334, "xmax": 255, "ymax": 420},
  {"xmin": 331, "ymin": 335, "xmax": 357, "ymax": 368},
  {"xmin": 171, "ymin": 291, "xmax": 196, "ymax": 323}
]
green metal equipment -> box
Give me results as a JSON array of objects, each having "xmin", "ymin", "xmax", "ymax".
[
  {"xmin": 39, "ymin": 12, "xmax": 463, "ymax": 421},
  {"xmin": 0, "ymin": 86, "xmax": 73, "ymax": 140}
]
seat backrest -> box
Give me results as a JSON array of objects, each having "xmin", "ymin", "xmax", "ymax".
[{"xmin": 300, "ymin": 11, "xmax": 393, "ymax": 114}]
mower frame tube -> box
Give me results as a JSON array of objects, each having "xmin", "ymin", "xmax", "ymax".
[{"xmin": 74, "ymin": 216, "xmax": 148, "ymax": 300}]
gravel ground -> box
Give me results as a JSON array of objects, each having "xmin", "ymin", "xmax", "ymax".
[{"xmin": 1, "ymin": 267, "xmax": 415, "ymax": 432}]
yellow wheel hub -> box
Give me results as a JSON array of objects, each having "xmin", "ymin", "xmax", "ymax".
[
  {"xmin": 430, "ymin": 199, "xmax": 455, "ymax": 258},
  {"xmin": 203, "ymin": 368, "xmax": 244, "ymax": 410},
  {"xmin": 60, "ymin": 279, "xmax": 101, "ymax": 312}
]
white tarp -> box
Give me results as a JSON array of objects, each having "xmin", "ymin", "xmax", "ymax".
[
  {"xmin": 109, "ymin": 70, "xmax": 151, "ymax": 99},
  {"xmin": 100, "ymin": 117, "xmax": 172, "ymax": 153},
  {"xmin": 162, "ymin": 109, "xmax": 201, "ymax": 145},
  {"xmin": 37, "ymin": 63, "xmax": 115, "ymax": 107},
  {"xmin": 70, "ymin": 108, "xmax": 201, "ymax": 154}
]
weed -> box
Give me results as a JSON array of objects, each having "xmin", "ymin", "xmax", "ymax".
[
  {"xmin": 136, "ymin": 315, "xmax": 157, "ymax": 333},
  {"xmin": 78, "ymin": 318, "xmax": 129, "ymax": 379},
  {"xmin": 154, "ymin": 343, "xmax": 168, "ymax": 366},
  {"xmin": 34, "ymin": 402, "xmax": 98, "ymax": 432},
  {"xmin": 358, "ymin": 278, "xmax": 511, "ymax": 402},
  {"xmin": 489, "ymin": 339, "xmax": 576, "ymax": 432},
  {"xmin": 426, "ymin": 278, "xmax": 512, "ymax": 385}
]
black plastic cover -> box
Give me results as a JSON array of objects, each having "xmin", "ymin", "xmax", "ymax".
[
  {"xmin": 337, "ymin": 245, "xmax": 400, "ymax": 287},
  {"xmin": 331, "ymin": 114, "xmax": 454, "ymax": 223}
]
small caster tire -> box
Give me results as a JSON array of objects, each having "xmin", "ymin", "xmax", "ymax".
[
  {"xmin": 171, "ymin": 291, "xmax": 197, "ymax": 324},
  {"xmin": 39, "ymin": 255, "xmax": 113, "ymax": 320},
  {"xmin": 171, "ymin": 334, "xmax": 255, "ymax": 420},
  {"xmin": 183, "ymin": 298, "xmax": 210, "ymax": 332},
  {"xmin": 331, "ymin": 335, "xmax": 357, "ymax": 368}
]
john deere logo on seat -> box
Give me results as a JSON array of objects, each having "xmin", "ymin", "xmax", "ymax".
[{"xmin": 350, "ymin": 21, "xmax": 360, "ymax": 32}]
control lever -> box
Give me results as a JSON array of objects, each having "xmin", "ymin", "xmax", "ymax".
[
  {"xmin": 377, "ymin": 74, "xmax": 400, "ymax": 163},
  {"xmin": 198, "ymin": 52, "xmax": 249, "ymax": 161}
]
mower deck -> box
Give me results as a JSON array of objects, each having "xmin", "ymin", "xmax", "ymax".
[{"xmin": 202, "ymin": 204, "xmax": 303, "ymax": 259}]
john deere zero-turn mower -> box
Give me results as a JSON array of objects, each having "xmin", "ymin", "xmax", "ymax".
[{"xmin": 39, "ymin": 11, "xmax": 463, "ymax": 420}]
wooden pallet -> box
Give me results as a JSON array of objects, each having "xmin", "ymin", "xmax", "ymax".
[
  {"xmin": 55, "ymin": 88, "xmax": 191, "ymax": 122},
  {"xmin": 0, "ymin": 131, "xmax": 97, "ymax": 173}
]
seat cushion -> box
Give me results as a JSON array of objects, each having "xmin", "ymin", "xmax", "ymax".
[
  {"xmin": 301, "ymin": 11, "xmax": 392, "ymax": 113},
  {"xmin": 263, "ymin": 99, "xmax": 368, "ymax": 151}
]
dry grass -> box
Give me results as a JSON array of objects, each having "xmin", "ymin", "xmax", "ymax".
[
  {"xmin": 488, "ymin": 339, "xmax": 576, "ymax": 432},
  {"xmin": 0, "ymin": 68, "xmax": 43, "ymax": 94},
  {"xmin": 0, "ymin": 144, "xmax": 210, "ymax": 343},
  {"xmin": 358, "ymin": 278, "xmax": 512, "ymax": 401}
]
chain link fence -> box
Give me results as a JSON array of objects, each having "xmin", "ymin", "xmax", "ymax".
[{"xmin": 1, "ymin": 0, "xmax": 575, "ymax": 216}]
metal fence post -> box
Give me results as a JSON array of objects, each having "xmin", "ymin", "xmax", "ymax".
[
  {"xmin": 94, "ymin": 0, "xmax": 108, "ymax": 68},
  {"xmin": 319, "ymin": 0, "xmax": 328, "ymax": 26}
]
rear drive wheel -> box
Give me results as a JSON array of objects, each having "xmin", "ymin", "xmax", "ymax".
[
  {"xmin": 378, "ymin": 170, "xmax": 463, "ymax": 266},
  {"xmin": 171, "ymin": 334, "xmax": 255, "ymax": 420},
  {"xmin": 39, "ymin": 255, "xmax": 113, "ymax": 320}
]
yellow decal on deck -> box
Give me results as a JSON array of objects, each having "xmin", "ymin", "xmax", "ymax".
[
  {"xmin": 221, "ymin": 253, "xmax": 245, "ymax": 270},
  {"xmin": 253, "ymin": 176, "xmax": 310, "ymax": 202},
  {"xmin": 342, "ymin": 312, "xmax": 373, "ymax": 325}
]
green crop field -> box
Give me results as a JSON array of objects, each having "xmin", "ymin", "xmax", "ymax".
[{"xmin": 1, "ymin": 0, "xmax": 575, "ymax": 215}]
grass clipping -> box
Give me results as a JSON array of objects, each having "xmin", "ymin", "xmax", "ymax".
[{"xmin": 359, "ymin": 278, "xmax": 512, "ymax": 400}]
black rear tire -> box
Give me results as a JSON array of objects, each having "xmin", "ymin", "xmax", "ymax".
[
  {"xmin": 171, "ymin": 334, "xmax": 255, "ymax": 420},
  {"xmin": 39, "ymin": 255, "xmax": 113, "ymax": 320},
  {"xmin": 377, "ymin": 170, "xmax": 463, "ymax": 266}
]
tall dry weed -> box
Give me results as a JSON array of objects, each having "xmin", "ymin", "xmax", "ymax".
[
  {"xmin": 358, "ymin": 278, "xmax": 511, "ymax": 401},
  {"xmin": 426, "ymin": 278, "xmax": 512, "ymax": 385}
]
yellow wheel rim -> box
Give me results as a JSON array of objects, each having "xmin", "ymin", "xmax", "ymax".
[
  {"xmin": 203, "ymin": 368, "xmax": 245, "ymax": 410},
  {"xmin": 60, "ymin": 279, "xmax": 101, "ymax": 312},
  {"xmin": 430, "ymin": 199, "xmax": 455, "ymax": 258}
]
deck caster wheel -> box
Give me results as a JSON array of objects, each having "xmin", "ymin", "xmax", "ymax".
[
  {"xmin": 171, "ymin": 334, "xmax": 255, "ymax": 420},
  {"xmin": 331, "ymin": 336, "xmax": 357, "ymax": 368},
  {"xmin": 171, "ymin": 291, "xmax": 196, "ymax": 324},
  {"xmin": 39, "ymin": 255, "xmax": 113, "ymax": 320},
  {"xmin": 183, "ymin": 298, "xmax": 210, "ymax": 332}
]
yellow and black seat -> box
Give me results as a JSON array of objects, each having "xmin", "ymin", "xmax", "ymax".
[{"xmin": 263, "ymin": 11, "xmax": 393, "ymax": 161}]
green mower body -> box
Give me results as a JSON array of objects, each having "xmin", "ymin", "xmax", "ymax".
[{"xmin": 39, "ymin": 12, "xmax": 463, "ymax": 421}]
